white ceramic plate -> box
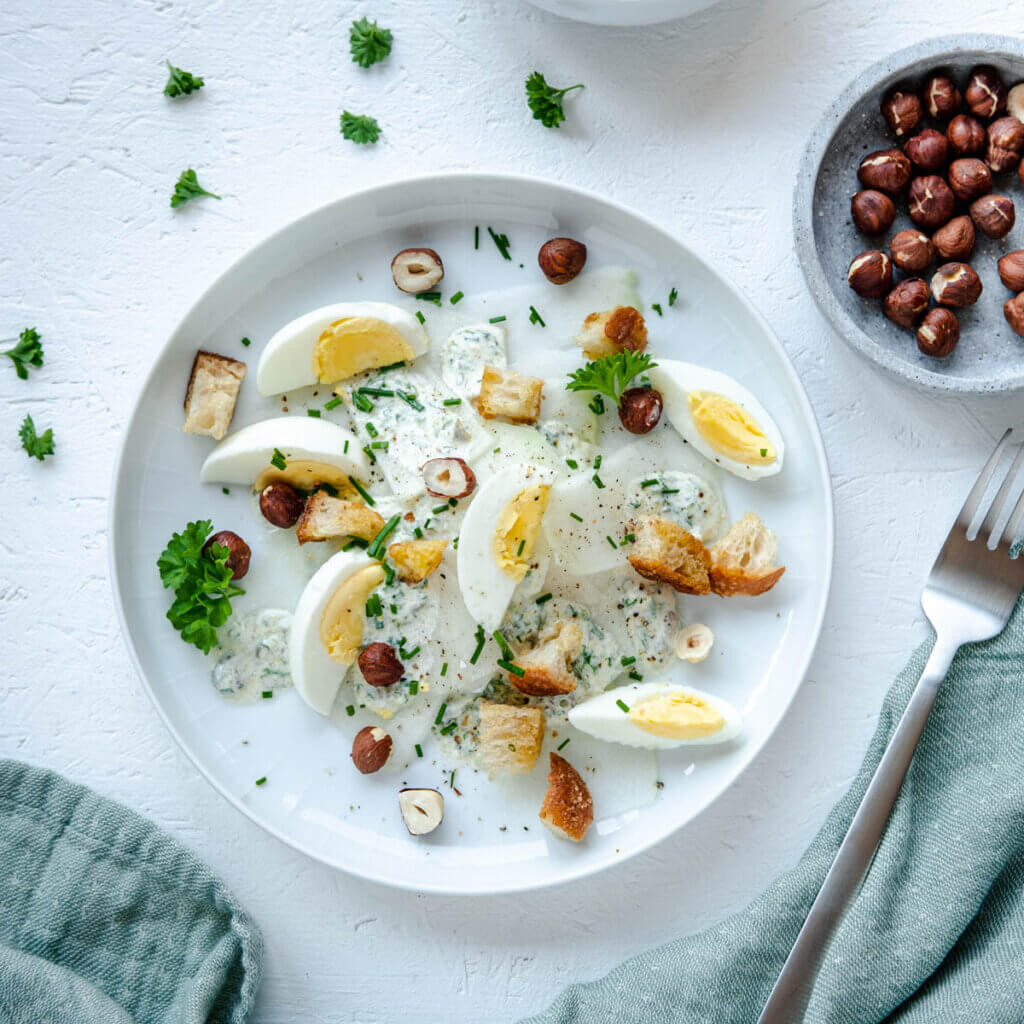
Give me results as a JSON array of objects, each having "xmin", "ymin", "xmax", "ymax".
[
  {"xmin": 109, "ymin": 173, "xmax": 833, "ymax": 894},
  {"xmin": 524, "ymin": 0, "xmax": 721, "ymax": 26}
]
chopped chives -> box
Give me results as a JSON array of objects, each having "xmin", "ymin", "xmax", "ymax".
[
  {"xmin": 346, "ymin": 705, "xmax": 356, "ymax": 716},
  {"xmin": 307, "ymin": 409, "xmax": 321, "ymax": 418},
  {"xmin": 255, "ymin": 776, "xmax": 267, "ymax": 786},
  {"xmin": 493, "ymin": 631, "xmax": 513, "ymax": 659},
  {"xmin": 641, "ymin": 478, "xmax": 658, "ymax": 488},
  {"xmin": 415, "ymin": 743, "xmax": 423, "ymax": 757},
  {"xmin": 448, "ymin": 497, "xmax": 458, "ymax": 507},
  {"xmin": 565, "ymin": 458, "xmax": 578, "ymax": 469},
  {"xmin": 401, "ymin": 644, "xmax": 420, "ymax": 660},
  {"xmin": 221, "ymin": 487, "xmax": 230, "ymax": 495},
  {"xmin": 592, "ymin": 473, "xmax": 605, "ymax": 489},
  {"xmin": 497, "ymin": 659, "xmax": 525, "ymax": 677},
  {"xmin": 358, "ymin": 387, "xmax": 394, "ymax": 398},
  {"xmin": 589, "ymin": 395, "xmax": 604, "ymax": 415},
  {"xmin": 443, "ymin": 397, "xmax": 462, "ymax": 406},
  {"xmin": 397, "ymin": 390, "xmax": 424, "ymax": 411},
  {"xmin": 366, "ymin": 514, "xmax": 401, "ymax": 559},
  {"xmin": 651, "ymin": 302, "xmax": 663, "ymax": 316},
  {"xmin": 343, "ymin": 440, "xmax": 349, "ymax": 453},
  {"xmin": 379, "ymin": 361, "xmax": 406, "ymax": 372},
  {"xmin": 623, "ymin": 532, "xmax": 636, "ymax": 544},
  {"xmin": 416, "ymin": 292, "xmax": 442, "ymax": 306},
  {"xmin": 452, "ymin": 536, "xmax": 459, "ymax": 549},
  {"xmin": 371, "ymin": 441, "xmax": 389, "ymax": 450},
  {"xmin": 241, "ymin": 336, "xmax": 252, "ymax": 347},
  {"xmin": 616, "ymin": 699, "xmax": 630, "ymax": 713},
  {"xmin": 517, "ymin": 539, "xmax": 525, "ymax": 556},
  {"xmin": 342, "ymin": 537, "xmax": 368, "ymax": 551},
  {"xmin": 628, "ymin": 670, "xmax": 643, "ymax": 681},
  {"xmin": 390, "ymin": 603, "xmax": 398, "ymax": 614},
  {"xmin": 319, "ymin": 482, "xmax": 338, "ymax": 497},
  {"xmin": 434, "ymin": 702, "xmax": 447, "ymax": 726},
  {"xmin": 349, "ymin": 476, "xmax": 375, "ymax": 506},
  {"xmin": 606, "ymin": 536, "xmax": 617, "ymax": 549},
  {"xmin": 432, "ymin": 503, "xmax": 450, "ymax": 515},
  {"xmin": 416, "ymin": 310, "xmax": 426, "ymax": 324},
  {"xmin": 363, "ymin": 445, "xmax": 376, "ymax": 465},
  {"xmin": 365, "ymin": 422, "xmax": 378, "ymax": 437},
  {"xmin": 383, "ymin": 563, "xmax": 395, "ymax": 585},
  {"xmin": 409, "ymin": 680, "xmax": 419, "ymax": 695},
  {"xmin": 450, "ymin": 291, "xmax": 464, "ymax": 305},
  {"xmin": 366, "ymin": 594, "xmax": 382, "ymax": 617},
  {"xmin": 760, "ymin": 448, "xmax": 768, "ymax": 457},
  {"xmin": 535, "ymin": 593, "xmax": 553, "ymax": 605},
  {"xmin": 528, "ymin": 305, "xmax": 546, "ymax": 327},
  {"xmin": 440, "ymin": 721, "xmax": 457, "ymax": 735},
  {"xmin": 474, "ymin": 225, "xmax": 480, "ymax": 249},
  {"xmin": 621, "ymin": 655, "xmax": 636, "ymax": 666},
  {"xmin": 270, "ymin": 448, "xmax": 287, "ymax": 470},
  {"xmin": 413, "ymin": 526, "xmax": 423, "ymax": 539},
  {"xmin": 594, "ymin": 454, "xmax": 602, "ymax": 470},
  {"xmin": 353, "ymin": 391, "xmax": 374, "ymax": 413},
  {"xmin": 557, "ymin": 737, "xmax": 570, "ymax": 751},
  {"xmin": 469, "ymin": 625, "xmax": 486, "ymax": 664},
  {"xmin": 325, "ymin": 396, "xmax": 343, "ymax": 410},
  {"xmin": 661, "ymin": 487, "xmax": 680, "ymax": 495},
  {"xmin": 669, "ymin": 287, "xmax": 678, "ymax": 307},
  {"xmin": 489, "ymin": 315, "xmax": 506, "ymax": 324},
  {"xmin": 487, "ymin": 226, "xmax": 511, "ymax": 260},
  {"xmin": 569, "ymin": 512, "xmax": 583, "ymax": 522},
  {"xmin": 262, "ymin": 690, "xmax": 273, "ymax": 699},
  {"xmin": 449, "ymin": 770, "xmax": 456, "ymax": 789},
  {"xmin": 441, "ymin": 661, "xmax": 448, "ymax": 676}
]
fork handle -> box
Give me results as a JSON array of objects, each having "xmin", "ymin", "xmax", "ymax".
[{"xmin": 756, "ymin": 637, "xmax": 958, "ymax": 1024}]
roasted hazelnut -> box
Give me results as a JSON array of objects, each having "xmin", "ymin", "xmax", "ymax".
[
  {"xmin": 932, "ymin": 216, "xmax": 975, "ymax": 261},
  {"xmin": 847, "ymin": 250, "xmax": 892, "ymax": 298},
  {"xmin": 907, "ymin": 175, "xmax": 955, "ymax": 230},
  {"xmin": 1004, "ymin": 293, "xmax": 1024, "ymax": 337},
  {"xmin": 922, "ymin": 74, "xmax": 962, "ymax": 120},
  {"xmin": 969, "ymin": 194, "xmax": 1015, "ymax": 239},
  {"xmin": 357, "ymin": 642, "xmax": 405, "ymax": 687},
  {"xmin": 930, "ymin": 263, "xmax": 982, "ymax": 308},
  {"xmin": 351, "ymin": 726, "xmax": 393, "ymax": 775},
  {"xmin": 391, "ymin": 248, "xmax": 444, "ymax": 294},
  {"xmin": 997, "ymin": 250, "xmax": 1024, "ymax": 291},
  {"xmin": 966, "ymin": 66, "xmax": 1007, "ymax": 120},
  {"xmin": 948, "ymin": 158, "xmax": 992, "ymax": 201},
  {"xmin": 398, "ymin": 788, "xmax": 444, "ymax": 836},
  {"xmin": 881, "ymin": 89, "xmax": 922, "ymax": 137},
  {"xmin": 618, "ymin": 386, "xmax": 663, "ymax": 434},
  {"xmin": 538, "ymin": 237, "xmax": 587, "ymax": 284},
  {"xmin": 986, "ymin": 117, "xmax": 1024, "ymax": 172},
  {"xmin": 947, "ymin": 114, "xmax": 987, "ymax": 157},
  {"xmin": 917, "ymin": 308, "xmax": 960, "ymax": 357},
  {"xmin": 903, "ymin": 129, "xmax": 948, "ymax": 171},
  {"xmin": 203, "ymin": 530, "xmax": 251, "ymax": 580},
  {"xmin": 422, "ymin": 456, "xmax": 476, "ymax": 498},
  {"xmin": 259, "ymin": 482, "xmax": 305, "ymax": 528},
  {"xmin": 1008, "ymin": 83, "xmax": 1024, "ymax": 123},
  {"xmin": 890, "ymin": 229, "xmax": 933, "ymax": 272},
  {"xmin": 851, "ymin": 190, "xmax": 896, "ymax": 234},
  {"xmin": 883, "ymin": 278, "xmax": 929, "ymax": 328},
  {"xmin": 857, "ymin": 149, "xmax": 912, "ymax": 194}
]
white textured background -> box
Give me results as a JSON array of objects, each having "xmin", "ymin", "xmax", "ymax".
[{"xmin": 2, "ymin": 1, "xmax": 1023, "ymax": 1021}]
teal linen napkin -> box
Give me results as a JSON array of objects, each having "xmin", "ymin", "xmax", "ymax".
[
  {"xmin": 526, "ymin": 594, "xmax": 1024, "ymax": 1024},
  {"xmin": 0, "ymin": 760, "xmax": 263, "ymax": 1024}
]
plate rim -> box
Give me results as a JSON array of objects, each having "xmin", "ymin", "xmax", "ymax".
[{"xmin": 108, "ymin": 170, "xmax": 835, "ymax": 894}]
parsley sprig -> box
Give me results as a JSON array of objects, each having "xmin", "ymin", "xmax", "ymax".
[
  {"xmin": 340, "ymin": 111, "xmax": 382, "ymax": 145},
  {"xmin": 5, "ymin": 328, "xmax": 43, "ymax": 380},
  {"xmin": 19, "ymin": 414, "xmax": 54, "ymax": 461},
  {"xmin": 566, "ymin": 351, "xmax": 657, "ymax": 407},
  {"xmin": 349, "ymin": 17, "xmax": 393, "ymax": 68},
  {"xmin": 157, "ymin": 520, "xmax": 244, "ymax": 654},
  {"xmin": 171, "ymin": 169, "xmax": 220, "ymax": 208},
  {"xmin": 164, "ymin": 61, "xmax": 204, "ymax": 97},
  {"xmin": 526, "ymin": 72, "xmax": 584, "ymax": 129}
]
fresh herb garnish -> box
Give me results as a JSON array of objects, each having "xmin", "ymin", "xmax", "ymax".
[
  {"xmin": 366, "ymin": 594, "xmax": 382, "ymax": 618},
  {"xmin": 616, "ymin": 699, "xmax": 630, "ymax": 713},
  {"xmin": 760, "ymin": 448, "xmax": 768, "ymax": 457},
  {"xmin": 397, "ymin": 390, "xmax": 424, "ymax": 411},
  {"xmin": 641, "ymin": 478, "xmax": 658, "ymax": 488},
  {"xmin": 170, "ymin": 169, "xmax": 220, "ymax": 208},
  {"xmin": 416, "ymin": 291, "xmax": 442, "ymax": 306},
  {"xmin": 255, "ymin": 776, "xmax": 267, "ymax": 786},
  {"xmin": 606, "ymin": 535, "xmax": 617, "ymax": 549},
  {"xmin": 469, "ymin": 624, "xmax": 486, "ymax": 665},
  {"xmin": 19, "ymin": 414, "xmax": 54, "ymax": 461},
  {"xmin": 489, "ymin": 315, "xmax": 506, "ymax": 324},
  {"xmin": 497, "ymin": 659, "xmax": 525, "ymax": 677},
  {"xmin": 528, "ymin": 305, "xmax": 546, "ymax": 327},
  {"xmin": 589, "ymin": 395, "xmax": 605, "ymax": 415},
  {"xmin": 5, "ymin": 328, "xmax": 43, "ymax": 380},
  {"xmin": 359, "ymin": 387, "xmax": 394, "ymax": 397},
  {"xmin": 621, "ymin": 655, "xmax": 636, "ymax": 666},
  {"xmin": 324, "ymin": 396, "xmax": 342, "ymax": 410},
  {"xmin": 628, "ymin": 670, "xmax": 643, "ymax": 681},
  {"xmin": 557, "ymin": 737, "xmax": 570, "ymax": 751},
  {"xmin": 241, "ymin": 336, "xmax": 251, "ymax": 347},
  {"xmin": 536, "ymin": 593, "xmax": 553, "ymax": 605},
  {"xmin": 569, "ymin": 512, "xmax": 583, "ymax": 522},
  {"xmin": 651, "ymin": 302, "xmax": 663, "ymax": 316},
  {"xmin": 164, "ymin": 61, "xmax": 204, "ymax": 97},
  {"xmin": 565, "ymin": 458, "xmax": 578, "ymax": 469},
  {"xmin": 592, "ymin": 473, "xmax": 605, "ymax": 489},
  {"xmin": 346, "ymin": 705, "xmax": 356, "ymax": 717},
  {"xmin": 307, "ymin": 409, "xmax": 321, "ymax": 417},
  {"xmin": 353, "ymin": 391, "xmax": 374, "ymax": 413},
  {"xmin": 566, "ymin": 351, "xmax": 657, "ymax": 407},
  {"xmin": 415, "ymin": 743, "xmax": 423, "ymax": 757},
  {"xmin": 349, "ymin": 476, "xmax": 375, "ymax": 506},
  {"xmin": 415, "ymin": 310, "xmax": 426, "ymax": 324},
  {"xmin": 487, "ymin": 227, "xmax": 511, "ymax": 260},
  {"xmin": 593, "ymin": 454, "xmax": 602, "ymax": 470},
  {"xmin": 668, "ymin": 287, "xmax": 678, "ymax": 307},
  {"xmin": 525, "ymin": 71, "xmax": 584, "ymax": 129},
  {"xmin": 349, "ymin": 17, "xmax": 392, "ymax": 68},
  {"xmin": 270, "ymin": 448, "xmax": 287, "ymax": 470},
  {"xmin": 443, "ymin": 397, "xmax": 462, "ymax": 406},
  {"xmin": 434, "ymin": 702, "xmax": 447, "ymax": 726},
  {"xmin": 450, "ymin": 291, "xmax": 464, "ymax": 305},
  {"xmin": 440, "ymin": 662, "xmax": 448, "ymax": 676},
  {"xmin": 340, "ymin": 111, "xmax": 381, "ymax": 145},
  {"xmin": 474, "ymin": 226, "xmax": 480, "ymax": 249},
  {"xmin": 493, "ymin": 631, "xmax": 513, "ymax": 659},
  {"xmin": 440, "ymin": 721, "xmax": 457, "ymax": 735}
]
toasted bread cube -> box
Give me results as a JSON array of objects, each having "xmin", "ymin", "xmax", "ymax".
[
  {"xmin": 476, "ymin": 365, "xmax": 543, "ymax": 424},
  {"xmin": 574, "ymin": 306, "xmax": 647, "ymax": 359},
  {"xmin": 539, "ymin": 753, "xmax": 593, "ymax": 842},
  {"xmin": 709, "ymin": 512, "xmax": 785, "ymax": 597},
  {"xmin": 477, "ymin": 701, "xmax": 545, "ymax": 776},
  {"xmin": 388, "ymin": 538, "xmax": 447, "ymax": 584},
  {"xmin": 183, "ymin": 350, "xmax": 246, "ymax": 440},
  {"xmin": 627, "ymin": 517, "xmax": 712, "ymax": 595},
  {"xmin": 295, "ymin": 492, "xmax": 385, "ymax": 545},
  {"xmin": 510, "ymin": 620, "xmax": 582, "ymax": 697}
]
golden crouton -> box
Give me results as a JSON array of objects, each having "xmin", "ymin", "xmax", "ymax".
[
  {"xmin": 183, "ymin": 350, "xmax": 246, "ymax": 440},
  {"xmin": 574, "ymin": 306, "xmax": 648, "ymax": 359},
  {"xmin": 295, "ymin": 492, "xmax": 385, "ymax": 545},
  {"xmin": 539, "ymin": 753, "xmax": 593, "ymax": 842},
  {"xmin": 476, "ymin": 365, "xmax": 544, "ymax": 424},
  {"xmin": 627, "ymin": 517, "xmax": 712, "ymax": 595},
  {"xmin": 709, "ymin": 513, "xmax": 785, "ymax": 597},
  {"xmin": 477, "ymin": 701, "xmax": 545, "ymax": 776},
  {"xmin": 388, "ymin": 538, "xmax": 447, "ymax": 584},
  {"xmin": 510, "ymin": 620, "xmax": 582, "ymax": 697}
]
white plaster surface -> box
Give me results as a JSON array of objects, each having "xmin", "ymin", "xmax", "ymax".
[{"xmin": 1, "ymin": 1, "xmax": 1023, "ymax": 1020}]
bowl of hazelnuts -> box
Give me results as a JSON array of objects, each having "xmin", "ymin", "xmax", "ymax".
[{"xmin": 794, "ymin": 35, "xmax": 1024, "ymax": 394}]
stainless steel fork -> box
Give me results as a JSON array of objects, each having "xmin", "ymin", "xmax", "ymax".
[{"xmin": 757, "ymin": 429, "xmax": 1024, "ymax": 1024}]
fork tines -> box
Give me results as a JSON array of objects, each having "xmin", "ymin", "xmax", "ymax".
[{"xmin": 959, "ymin": 429, "xmax": 1024, "ymax": 552}]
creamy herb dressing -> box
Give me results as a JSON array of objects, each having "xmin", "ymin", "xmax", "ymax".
[
  {"xmin": 440, "ymin": 323, "xmax": 506, "ymax": 398},
  {"xmin": 211, "ymin": 608, "xmax": 292, "ymax": 700},
  {"xmin": 632, "ymin": 470, "xmax": 728, "ymax": 544}
]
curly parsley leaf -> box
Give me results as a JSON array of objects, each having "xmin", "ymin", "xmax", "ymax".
[
  {"xmin": 19, "ymin": 414, "xmax": 54, "ymax": 461},
  {"xmin": 157, "ymin": 520, "xmax": 244, "ymax": 654},
  {"xmin": 164, "ymin": 61, "xmax": 204, "ymax": 97},
  {"xmin": 526, "ymin": 72, "xmax": 584, "ymax": 129},
  {"xmin": 171, "ymin": 169, "xmax": 220, "ymax": 209},
  {"xmin": 340, "ymin": 111, "xmax": 381, "ymax": 145},
  {"xmin": 566, "ymin": 351, "xmax": 656, "ymax": 407},
  {"xmin": 349, "ymin": 17, "xmax": 393, "ymax": 68},
  {"xmin": 5, "ymin": 327, "xmax": 43, "ymax": 380}
]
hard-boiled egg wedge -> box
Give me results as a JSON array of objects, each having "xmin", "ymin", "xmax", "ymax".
[
  {"xmin": 199, "ymin": 417, "xmax": 368, "ymax": 492},
  {"xmin": 457, "ymin": 462, "xmax": 555, "ymax": 631},
  {"xmin": 568, "ymin": 681, "xmax": 741, "ymax": 750},
  {"xmin": 256, "ymin": 302, "xmax": 428, "ymax": 395},
  {"xmin": 290, "ymin": 550, "xmax": 385, "ymax": 715},
  {"xmin": 647, "ymin": 359, "xmax": 784, "ymax": 480}
]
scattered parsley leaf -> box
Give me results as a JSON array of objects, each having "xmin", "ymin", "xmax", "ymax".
[
  {"xmin": 340, "ymin": 111, "xmax": 381, "ymax": 145},
  {"xmin": 5, "ymin": 328, "xmax": 43, "ymax": 380},
  {"xmin": 164, "ymin": 61, "xmax": 204, "ymax": 97},
  {"xmin": 566, "ymin": 351, "xmax": 657, "ymax": 407},
  {"xmin": 349, "ymin": 17, "xmax": 393, "ymax": 68},
  {"xmin": 19, "ymin": 414, "xmax": 54, "ymax": 461},
  {"xmin": 171, "ymin": 169, "xmax": 220, "ymax": 208},
  {"xmin": 526, "ymin": 71, "xmax": 584, "ymax": 129}
]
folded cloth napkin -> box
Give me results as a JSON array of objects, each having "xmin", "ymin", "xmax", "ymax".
[
  {"xmin": 525, "ymin": 594, "xmax": 1024, "ymax": 1024},
  {"xmin": 0, "ymin": 760, "xmax": 263, "ymax": 1024}
]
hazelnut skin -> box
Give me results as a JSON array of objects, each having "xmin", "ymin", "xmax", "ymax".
[
  {"xmin": 969, "ymin": 194, "xmax": 1015, "ymax": 239},
  {"xmin": 965, "ymin": 66, "xmax": 1007, "ymax": 120},
  {"xmin": 947, "ymin": 114, "xmax": 987, "ymax": 157},
  {"xmin": 1004, "ymin": 293, "xmax": 1024, "ymax": 337},
  {"xmin": 932, "ymin": 216, "xmax": 975, "ymax": 261},
  {"xmin": 948, "ymin": 158, "xmax": 992, "ymax": 202},
  {"xmin": 203, "ymin": 530, "xmax": 251, "ymax": 580},
  {"xmin": 917, "ymin": 308, "xmax": 960, "ymax": 357},
  {"xmin": 351, "ymin": 726, "xmax": 393, "ymax": 775},
  {"xmin": 881, "ymin": 89, "xmax": 922, "ymax": 137},
  {"xmin": 986, "ymin": 117, "xmax": 1024, "ymax": 172},
  {"xmin": 538, "ymin": 238, "xmax": 587, "ymax": 284},
  {"xmin": 883, "ymin": 279, "xmax": 930, "ymax": 328},
  {"xmin": 890, "ymin": 229, "xmax": 933, "ymax": 272},
  {"xmin": 851, "ymin": 190, "xmax": 896, "ymax": 234},
  {"xmin": 904, "ymin": 129, "xmax": 948, "ymax": 171},
  {"xmin": 618, "ymin": 387, "xmax": 663, "ymax": 434},
  {"xmin": 847, "ymin": 250, "xmax": 893, "ymax": 298},
  {"xmin": 259, "ymin": 482, "xmax": 305, "ymax": 529},
  {"xmin": 357, "ymin": 642, "xmax": 405, "ymax": 687},
  {"xmin": 930, "ymin": 263, "xmax": 983, "ymax": 308},
  {"xmin": 857, "ymin": 149, "xmax": 912, "ymax": 194},
  {"xmin": 907, "ymin": 175, "xmax": 955, "ymax": 230},
  {"xmin": 923, "ymin": 74, "xmax": 962, "ymax": 120},
  {"xmin": 997, "ymin": 250, "xmax": 1024, "ymax": 291}
]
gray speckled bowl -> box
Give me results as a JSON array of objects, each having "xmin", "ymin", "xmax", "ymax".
[{"xmin": 794, "ymin": 34, "xmax": 1024, "ymax": 394}]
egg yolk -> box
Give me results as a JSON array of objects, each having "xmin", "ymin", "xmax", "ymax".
[
  {"xmin": 320, "ymin": 564, "xmax": 386, "ymax": 663},
  {"xmin": 687, "ymin": 391, "xmax": 776, "ymax": 465},
  {"xmin": 254, "ymin": 460, "xmax": 357, "ymax": 494},
  {"xmin": 311, "ymin": 317, "xmax": 415, "ymax": 384},
  {"xmin": 492, "ymin": 485, "xmax": 551, "ymax": 581},
  {"xmin": 628, "ymin": 691, "xmax": 726, "ymax": 739}
]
